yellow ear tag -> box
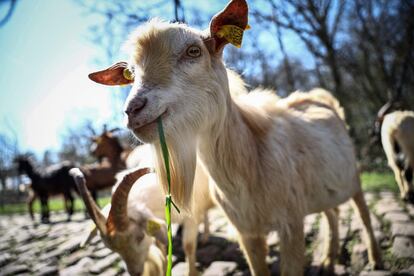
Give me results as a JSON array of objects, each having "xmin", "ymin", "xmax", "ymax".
[
  {"xmin": 146, "ymin": 219, "xmax": 161, "ymax": 236},
  {"xmin": 123, "ymin": 68, "xmax": 134, "ymax": 81},
  {"xmin": 216, "ymin": 24, "xmax": 250, "ymax": 48}
]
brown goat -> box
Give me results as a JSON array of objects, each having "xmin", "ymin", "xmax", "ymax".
[{"xmin": 81, "ymin": 129, "xmax": 127, "ymax": 202}]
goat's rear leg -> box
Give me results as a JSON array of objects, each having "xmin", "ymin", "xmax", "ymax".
[
  {"xmin": 351, "ymin": 190, "xmax": 382, "ymax": 269},
  {"xmin": 27, "ymin": 190, "xmax": 36, "ymax": 221},
  {"xmin": 182, "ymin": 218, "xmax": 199, "ymax": 276},
  {"xmin": 238, "ymin": 233, "xmax": 270, "ymax": 276},
  {"xmin": 200, "ymin": 212, "xmax": 210, "ymax": 244},
  {"xmin": 40, "ymin": 196, "xmax": 50, "ymax": 223},
  {"xmin": 64, "ymin": 193, "xmax": 74, "ymax": 221},
  {"xmin": 321, "ymin": 208, "xmax": 339, "ymax": 273},
  {"xmin": 279, "ymin": 219, "xmax": 305, "ymax": 276}
]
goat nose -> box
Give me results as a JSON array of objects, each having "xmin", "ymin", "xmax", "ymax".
[{"xmin": 125, "ymin": 98, "xmax": 147, "ymax": 116}]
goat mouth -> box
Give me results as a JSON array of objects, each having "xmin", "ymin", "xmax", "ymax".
[{"xmin": 131, "ymin": 110, "xmax": 168, "ymax": 132}]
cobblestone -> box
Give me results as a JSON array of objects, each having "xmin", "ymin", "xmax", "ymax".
[
  {"xmin": 391, "ymin": 236, "xmax": 414, "ymax": 259},
  {"xmin": 392, "ymin": 222, "xmax": 414, "ymax": 238},
  {"xmin": 0, "ymin": 191, "xmax": 413, "ymax": 275}
]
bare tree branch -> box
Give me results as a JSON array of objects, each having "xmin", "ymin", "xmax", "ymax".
[{"xmin": 0, "ymin": 0, "xmax": 17, "ymax": 27}]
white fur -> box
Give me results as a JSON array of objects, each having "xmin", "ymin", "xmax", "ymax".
[
  {"xmin": 381, "ymin": 110, "xmax": 414, "ymax": 200},
  {"xmin": 118, "ymin": 19, "xmax": 381, "ymax": 275},
  {"xmin": 108, "ymin": 146, "xmax": 214, "ymax": 276}
]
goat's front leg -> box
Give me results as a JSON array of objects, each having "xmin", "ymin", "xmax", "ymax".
[
  {"xmin": 182, "ymin": 217, "xmax": 199, "ymax": 276},
  {"xmin": 238, "ymin": 233, "xmax": 270, "ymax": 276},
  {"xmin": 279, "ymin": 219, "xmax": 305, "ymax": 276}
]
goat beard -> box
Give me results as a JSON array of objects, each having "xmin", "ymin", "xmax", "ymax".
[{"xmin": 152, "ymin": 128, "xmax": 197, "ymax": 212}]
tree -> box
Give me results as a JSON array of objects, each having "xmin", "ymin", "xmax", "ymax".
[
  {"xmin": 77, "ymin": 0, "xmax": 186, "ymax": 64},
  {"xmin": 340, "ymin": 0, "xmax": 414, "ymax": 156},
  {"xmin": 253, "ymin": 0, "xmax": 347, "ymax": 97},
  {"xmin": 0, "ymin": 130, "xmax": 19, "ymax": 190},
  {"xmin": 0, "ymin": 0, "xmax": 18, "ymax": 27},
  {"xmin": 58, "ymin": 120, "xmax": 97, "ymax": 164},
  {"xmin": 78, "ymin": 0, "xmax": 414, "ymax": 168},
  {"xmin": 340, "ymin": 0, "xmax": 414, "ymax": 107}
]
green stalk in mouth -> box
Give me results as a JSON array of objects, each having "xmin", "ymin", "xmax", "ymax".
[{"xmin": 157, "ymin": 117, "xmax": 180, "ymax": 276}]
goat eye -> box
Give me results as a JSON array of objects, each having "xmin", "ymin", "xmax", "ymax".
[{"xmin": 186, "ymin": 46, "xmax": 201, "ymax": 58}]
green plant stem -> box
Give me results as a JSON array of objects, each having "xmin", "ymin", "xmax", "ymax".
[{"xmin": 157, "ymin": 117, "xmax": 179, "ymax": 276}]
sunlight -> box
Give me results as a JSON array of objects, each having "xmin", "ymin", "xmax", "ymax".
[{"xmin": 24, "ymin": 65, "xmax": 115, "ymax": 152}]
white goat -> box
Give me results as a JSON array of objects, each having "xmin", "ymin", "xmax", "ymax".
[
  {"xmin": 71, "ymin": 167, "xmax": 166, "ymax": 276},
  {"xmin": 381, "ymin": 110, "xmax": 414, "ymax": 203},
  {"xmin": 72, "ymin": 145, "xmax": 214, "ymax": 276},
  {"xmin": 88, "ymin": 0, "xmax": 382, "ymax": 274},
  {"xmin": 125, "ymin": 144, "xmax": 214, "ymax": 275}
]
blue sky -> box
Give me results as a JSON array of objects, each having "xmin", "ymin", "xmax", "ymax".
[{"xmin": 0, "ymin": 0, "xmax": 119, "ymax": 155}]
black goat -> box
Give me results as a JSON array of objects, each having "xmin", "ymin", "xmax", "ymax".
[{"xmin": 15, "ymin": 157, "xmax": 78, "ymax": 223}]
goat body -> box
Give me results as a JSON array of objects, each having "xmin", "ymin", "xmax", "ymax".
[
  {"xmin": 381, "ymin": 110, "xmax": 414, "ymax": 202},
  {"xmin": 84, "ymin": 130, "xmax": 128, "ymax": 201},
  {"xmin": 88, "ymin": 0, "xmax": 381, "ymax": 274},
  {"xmin": 80, "ymin": 163, "xmax": 118, "ymax": 191},
  {"xmin": 16, "ymin": 158, "xmax": 77, "ymax": 222}
]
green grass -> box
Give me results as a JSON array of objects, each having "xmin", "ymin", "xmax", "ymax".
[
  {"xmin": 360, "ymin": 171, "xmax": 398, "ymax": 193},
  {"xmin": 0, "ymin": 196, "xmax": 111, "ymax": 215},
  {"xmin": 0, "ymin": 171, "xmax": 398, "ymax": 215}
]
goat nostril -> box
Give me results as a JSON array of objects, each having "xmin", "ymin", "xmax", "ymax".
[{"xmin": 125, "ymin": 98, "xmax": 147, "ymax": 116}]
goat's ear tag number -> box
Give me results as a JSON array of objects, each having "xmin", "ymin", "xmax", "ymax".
[
  {"xmin": 123, "ymin": 68, "xmax": 134, "ymax": 81},
  {"xmin": 146, "ymin": 219, "xmax": 161, "ymax": 236},
  {"xmin": 216, "ymin": 24, "xmax": 249, "ymax": 48}
]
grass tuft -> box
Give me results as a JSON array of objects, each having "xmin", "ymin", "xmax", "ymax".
[
  {"xmin": 360, "ymin": 171, "xmax": 397, "ymax": 193},
  {"xmin": 0, "ymin": 197, "xmax": 110, "ymax": 215}
]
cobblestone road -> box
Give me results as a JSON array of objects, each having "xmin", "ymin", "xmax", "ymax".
[{"xmin": 0, "ymin": 191, "xmax": 413, "ymax": 275}]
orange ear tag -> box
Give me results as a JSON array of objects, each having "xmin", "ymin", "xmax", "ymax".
[{"xmin": 216, "ymin": 24, "xmax": 250, "ymax": 48}]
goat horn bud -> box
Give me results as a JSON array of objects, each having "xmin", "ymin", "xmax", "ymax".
[{"xmin": 107, "ymin": 167, "xmax": 153, "ymax": 235}]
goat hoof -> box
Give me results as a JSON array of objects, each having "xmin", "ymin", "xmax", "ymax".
[
  {"xmin": 320, "ymin": 258, "xmax": 335, "ymax": 276},
  {"xmin": 367, "ymin": 262, "xmax": 383, "ymax": 271},
  {"xmin": 319, "ymin": 267, "xmax": 335, "ymax": 276}
]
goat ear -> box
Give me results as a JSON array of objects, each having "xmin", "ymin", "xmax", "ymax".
[
  {"xmin": 207, "ymin": 0, "xmax": 249, "ymax": 54},
  {"xmin": 146, "ymin": 218, "xmax": 167, "ymax": 246},
  {"xmin": 88, "ymin": 62, "xmax": 134, "ymax": 86}
]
